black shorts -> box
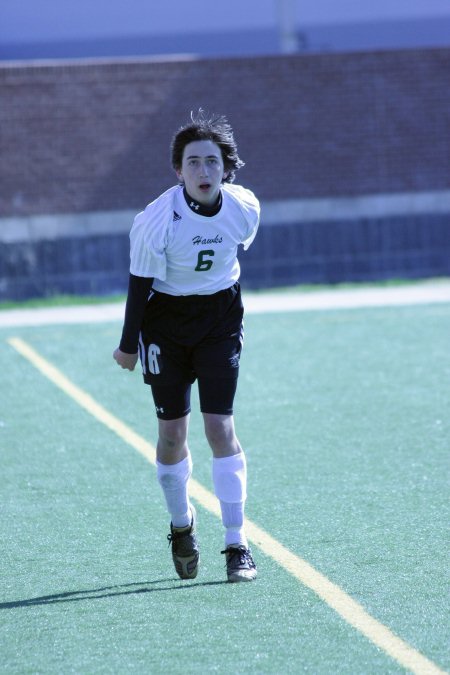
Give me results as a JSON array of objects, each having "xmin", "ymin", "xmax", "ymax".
[{"xmin": 138, "ymin": 282, "xmax": 244, "ymax": 420}]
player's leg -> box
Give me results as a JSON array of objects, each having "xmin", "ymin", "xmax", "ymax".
[
  {"xmin": 149, "ymin": 384, "xmax": 199, "ymax": 580},
  {"xmin": 194, "ymin": 288, "xmax": 256, "ymax": 580},
  {"xmin": 139, "ymin": 293, "xmax": 199, "ymax": 578},
  {"xmin": 199, "ymin": 379, "xmax": 257, "ymax": 582},
  {"xmin": 156, "ymin": 413, "xmax": 192, "ymax": 527},
  {"xmin": 139, "ymin": 313, "xmax": 195, "ymax": 529},
  {"xmin": 139, "ymin": 319, "xmax": 198, "ymax": 577},
  {"xmin": 203, "ymin": 410, "xmax": 248, "ymax": 545}
]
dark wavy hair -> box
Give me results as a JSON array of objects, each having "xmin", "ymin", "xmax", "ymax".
[{"xmin": 170, "ymin": 109, "xmax": 244, "ymax": 183}]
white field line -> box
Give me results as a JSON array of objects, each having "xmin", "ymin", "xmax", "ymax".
[
  {"xmin": 6, "ymin": 336, "xmax": 448, "ymax": 675},
  {"xmin": 1, "ymin": 282, "xmax": 449, "ymax": 328}
]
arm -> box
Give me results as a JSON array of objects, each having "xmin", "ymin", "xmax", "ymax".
[{"xmin": 113, "ymin": 273, "xmax": 153, "ymax": 371}]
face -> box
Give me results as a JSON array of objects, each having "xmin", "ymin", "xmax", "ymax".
[{"xmin": 176, "ymin": 140, "xmax": 228, "ymax": 205}]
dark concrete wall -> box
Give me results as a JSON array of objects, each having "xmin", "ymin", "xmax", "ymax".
[{"xmin": 2, "ymin": 215, "xmax": 449, "ymax": 300}]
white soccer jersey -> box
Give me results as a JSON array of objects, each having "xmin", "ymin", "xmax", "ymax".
[{"xmin": 129, "ymin": 183, "xmax": 260, "ymax": 295}]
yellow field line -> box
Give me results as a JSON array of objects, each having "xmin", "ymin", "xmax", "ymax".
[{"xmin": 7, "ymin": 336, "xmax": 446, "ymax": 675}]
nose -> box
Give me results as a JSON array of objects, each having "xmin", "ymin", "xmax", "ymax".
[{"xmin": 199, "ymin": 161, "xmax": 210, "ymax": 177}]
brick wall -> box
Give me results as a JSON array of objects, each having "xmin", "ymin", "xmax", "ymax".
[{"xmin": 1, "ymin": 49, "xmax": 449, "ymax": 217}]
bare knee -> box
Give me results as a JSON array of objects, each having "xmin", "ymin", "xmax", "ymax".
[
  {"xmin": 157, "ymin": 416, "xmax": 189, "ymax": 464},
  {"xmin": 203, "ymin": 414, "xmax": 242, "ymax": 458}
]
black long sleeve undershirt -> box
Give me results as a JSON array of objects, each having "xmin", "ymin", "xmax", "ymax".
[{"xmin": 119, "ymin": 273, "xmax": 154, "ymax": 354}]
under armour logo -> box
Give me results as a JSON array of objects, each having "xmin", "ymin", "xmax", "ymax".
[
  {"xmin": 190, "ymin": 201, "xmax": 200, "ymax": 211},
  {"xmin": 173, "ymin": 211, "xmax": 181, "ymax": 221},
  {"xmin": 155, "ymin": 406, "xmax": 165, "ymax": 414},
  {"xmin": 229, "ymin": 355, "xmax": 240, "ymax": 368}
]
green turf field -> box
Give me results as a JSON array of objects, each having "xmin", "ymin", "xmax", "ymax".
[{"xmin": 1, "ymin": 301, "xmax": 449, "ymax": 674}]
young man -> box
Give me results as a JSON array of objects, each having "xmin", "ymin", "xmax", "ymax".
[{"xmin": 113, "ymin": 110, "xmax": 260, "ymax": 582}]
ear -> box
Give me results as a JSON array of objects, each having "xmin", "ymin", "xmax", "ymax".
[
  {"xmin": 176, "ymin": 168, "xmax": 183, "ymax": 181},
  {"xmin": 223, "ymin": 170, "xmax": 229, "ymax": 181}
]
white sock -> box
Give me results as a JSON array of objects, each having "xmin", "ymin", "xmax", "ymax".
[
  {"xmin": 157, "ymin": 455, "xmax": 192, "ymax": 528},
  {"xmin": 212, "ymin": 453, "xmax": 248, "ymax": 548}
]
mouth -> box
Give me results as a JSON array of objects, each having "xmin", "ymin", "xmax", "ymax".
[{"xmin": 198, "ymin": 183, "xmax": 211, "ymax": 192}]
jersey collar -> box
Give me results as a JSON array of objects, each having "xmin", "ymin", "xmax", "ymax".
[{"xmin": 183, "ymin": 187, "xmax": 222, "ymax": 217}]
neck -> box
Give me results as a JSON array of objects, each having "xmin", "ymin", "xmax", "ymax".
[{"xmin": 183, "ymin": 188, "xmax": 222, "ymax": 217}]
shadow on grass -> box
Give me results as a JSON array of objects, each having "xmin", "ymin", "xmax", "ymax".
[{"xmin": 1, "ymin": 578, "xmax": 228, "ymax": 610}]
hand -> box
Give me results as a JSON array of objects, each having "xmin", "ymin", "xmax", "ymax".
[{"xmin": 113, "ymin": 347, "xmax": 139, "ymax": 371}]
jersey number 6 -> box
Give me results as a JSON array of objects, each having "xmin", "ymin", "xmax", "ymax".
[{"xmin": 195, "ymin": 249, "xmax": 215, "ymax": 272}]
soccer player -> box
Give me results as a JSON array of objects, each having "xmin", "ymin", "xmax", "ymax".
[{"xmin": 113, "ymin": 110, "xmax": 260, "ymax": 582}]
